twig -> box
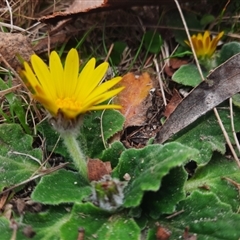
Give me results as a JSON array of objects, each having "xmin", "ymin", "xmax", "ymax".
[
  {"xmin": 104, "ymin": 43, "xmax": 114, "ymax": 62},
  {"xmin": 0, "ymin": 163, "xmax": 69, "ymax": 196},
  {"xmin": 0, "ymin": 54, "xmax": 23, "ymax": 83},
  {"xmin": 153, "ymin": 58, "xmax": 167, "ymax": 106},
  {"xmin": 4, "ymin": 0, "xmax": 13, "ymax": 32},
  {"xmin": 9, "ymin": 151, "xmax": 42, "ymax": 165},
  {"xmin": 229, "ymin": 98, "xmax": 240, "ymax": 156},
  {"xmin": 165, "ymin": 209, "xmax": 184, "ymax": 219},
  {"xmin": 213, "ymin": 108, "xmax": 240, "ymax": 167},
  {"xmin": 0, "ymin": 22, "xmax": 27, "ymax": 32},
  {"xmin": 0, "ymin": 84, "xmax": 21, "ymax": 97},
  {"xmin": 174, "ymin": 0, "xmax": 203, "ymax": 80}
]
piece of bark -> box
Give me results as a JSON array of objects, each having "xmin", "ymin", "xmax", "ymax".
[{"xmin": 155, "ymin": 53, "xmax": 240, "ymax": 144}]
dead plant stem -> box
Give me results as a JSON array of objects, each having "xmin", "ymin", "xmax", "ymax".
[{"xmin": 154, "ymin": 58, "xmax": 167, "ymax": 106}]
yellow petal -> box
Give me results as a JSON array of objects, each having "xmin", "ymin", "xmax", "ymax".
[
  {"xmin": 88, "ymin": 104, "xmax": 122, "ymax": 111},
  {"xmin": 84, "ymin": 77, "xmax": 122, "ymax": 103},
  {"xmin": 75, "ymin": 60, "xmax": 108, "ymax": 100},
  {"xmin": 208, "ymin": 31, "xmax": 224, "ymax": 57},
  {"xmin": 49, "ymin": 51, "xmax": 64, "ymax": 98},
  {"xmin": 34, "ymin": 95, "xmax": 58, "ymax": 116},
  {"xmin": 83, "ymin": 87, "xmax": 124, "ymax": 112},
  {"xmin": 203, "ymin": 31, "xmax": 211, "ymax": 55},
  {"xmin": 63, "ymin": 48, "xmax": 79, "ymax": 97},
  {"xmin": 74, "ymin": 58, "xmax": 96, "ymax": 98},
  {"xmin": 21, "ymin": 62, "xmax": 41, "ymax": 94},
  {"xmin": 31, "ymin": 54, "xmax": 56, "ymax": 99}
]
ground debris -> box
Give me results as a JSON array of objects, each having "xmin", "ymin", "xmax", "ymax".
[{"xmin": 0, "ymin": 32, "xmax": 34, "ymax": 69}]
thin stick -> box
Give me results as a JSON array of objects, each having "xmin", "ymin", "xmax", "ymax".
[
  {"xmin": 5, "ymin": 0, "xmax": 13, "ymax": 32},
  {"xmin": 0, "ymin": 84, "xmax": 21, "ymax": 97},
  {"xmin": 229, "ymin": 98, "xmax": 240, "ymax": 155},
  {"xmin": 0, "ymin": 54, "xmax": 22, "ymax": 82},
  {"xmin": 174, "ymin": 0, "xmax": 204, "ymax": 80},
  {"xmin": 213, "ymin": 108, "xmax": 240, "ymax": 167},
  {"xmin": 0, "ymin": 163, "xmax": 69, "ymax": 196},
  {"xmin": 104, "ymin": 43, "xmax": 114, "ymax": 62},
  {"xmin": 154, "ymin": 58, "xmax": 167, "ymax": 106}
]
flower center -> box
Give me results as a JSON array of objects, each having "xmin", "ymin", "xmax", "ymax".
[{"xmin": 56, "ymin": 97, "xmax": 82, "ymax": 110}]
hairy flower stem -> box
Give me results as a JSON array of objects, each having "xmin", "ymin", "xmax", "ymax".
[{"xmin": 61, "ymin": 131, "xmax": 88, "ymax": 181}]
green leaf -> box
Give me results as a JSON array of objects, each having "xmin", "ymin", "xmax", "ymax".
[
  {"xmin": 18, "ymin": 207, "xmax": 70, "ymax": 240},
  {"xmin": 31, "ymin": 169, "xmax": 91, "ymax": 204},
  {"xmin": 101, "ymin": 141, "xmax": 126, "ymax": 168},
  {"xmin": 0, "ymin": 217, "xmax": 12, "ymax": 239},
  {"xmin": 113, "ymin": 143, "xmax": 198, "ymax": 208},
  {"xmin": 143, "ymin": 30, "xmax": 163, "ymax": 54},
  {"xmin": 173, "ymin": 104, "xmax": 240, "ymax": 165},
  {"xmin": 110, "ymin": 41, "xmax": 127, "ymax": 65},
  {"xmin": 159, "ymin": 191, "xmax": 240, "ymax": 239},
  {"xmin": 200, "ymin": 14, "xmax": 215, "ymax": 27},
  {"xmin": 0, "ymin": 78, "xmax": 30, "ymax": 134},
  {"xmin": 218, "ymin": 41, "xmax": 240, "ymax": 65},
  {"xmin": 172, "ymin": 63, "xmax": 206, "ymax": 87},
  {"xmin": 232, "ymin": 93, "xmax": 240, "ymax": 108},
  {"xmin": 96, "ymin": 216, "xmax": 140, "ymax": 239},
  {"xmin": 38, "ymin": 110, "xmax": 125, "ymax": 160},
  {"xmin": 146, "ymin": 166, "xmax": 187, "ymax": 219},
  {"xmin": 37, "ymin": 120, "xmax": 70, "ymax": 161},
  {"xmin": 61, "ymin": 203, "xmax": 141, "ymax": 240},
  {"xmin": 185, "ymin": 153, "xmax": 240, "ymax": 211},
  {"xmin": 166, "ymin": 10, "xmax": 202, "ymax": 45},
  {"xmin": 0, "ymin": 123, "xmax": 41, "ymax": 191},
  {"xmin": 81, "ymin": 110, "xmax": 125, "ymax": 158}
]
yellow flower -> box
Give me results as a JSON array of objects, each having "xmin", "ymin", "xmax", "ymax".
[
  {"xmin": 21, "ymin": 49, "xmax": 124, "ymax": 119},
  {"xmin": 185, "ymin": 31, "xmax": 224, "ymax": 59}
]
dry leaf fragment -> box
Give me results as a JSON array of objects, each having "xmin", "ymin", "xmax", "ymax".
[
  {"xmin": 39, "ymin": 0, "xmax": 189, "ymax": 24},
  {"xmin": 0, "ymin": 33, "xmax": 34, "ymax": 69},
  {"xmin": 163, "ymin": 89, "xmax": 182, "ymax": 118},
  {"xmin": 115, "ymin": 72, "xmax": 153, "ymax": 128},
  {"xmin": 164, "ymin": 58, "xmax": 189, "ymax": 77},
  {"xmin": 87, "ymin": 158, "xmax": 112, "ymax": 181}
]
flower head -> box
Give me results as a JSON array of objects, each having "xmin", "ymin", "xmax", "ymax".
[
  {"xmin": 185, "ymin": 31, "xmax": 224, "ymax": 59},
  {"xmin": 20, "ymin": 49, "xmax": 124, "ymax": 120}
]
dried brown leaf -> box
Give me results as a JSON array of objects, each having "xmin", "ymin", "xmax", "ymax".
[
  {"xmin": 163, "ymin": 89, "xmax": 182, "ymax": 118},
  {"xmin": 39, "ymin": 0, "xmax": 189, "ymax": 24},
  {"xmin": 87, "ymin": 158, "xmax": 112, "ymax": 181},
  {"xmin": 115, "ymin": 72, "xmax": 153, "ymax": 128},
  {"xmin": 164, "ymin": 58, "xmax": 189, "ymax": 77}
]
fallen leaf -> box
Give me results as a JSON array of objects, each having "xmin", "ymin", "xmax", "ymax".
[
  {"xmin": 87, "ymin": 158, "xmax": 112, "ymax": 181},
  {"xmin": 115, "ymin": 72, "xmax": 153, "ymax": 128},
  {"xmin": 164, "ymin": 58, "xmax": 189, "ymax": 77},
  {"xmin": 39, "ymin": 0, "xmax": 189, "ymax": 24},
  {"xmin": 155, "ymin": 53, "xmax": 240, "ymax": 143},
  {"xmin": 163, "ymin": 89, "xmax": 182, "ymax": 118},
  {"xmin": 0, "ymin": 33, "xmax": 34, "ymax": 69}
]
